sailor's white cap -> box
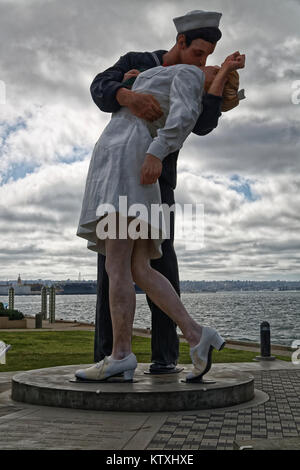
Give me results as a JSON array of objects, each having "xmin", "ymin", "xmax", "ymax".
[{"xmin": 173, "ymin": 10, "xmax": 222, "ymax": 33}]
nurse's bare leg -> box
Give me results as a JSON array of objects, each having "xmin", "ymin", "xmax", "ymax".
[
  {"xmin": 104, "ymin": 220, "xmax": 135, "ymax": 360},
  {"xmin": 131, "ymin": 238, "xmax": 202, "ymax": 347}
]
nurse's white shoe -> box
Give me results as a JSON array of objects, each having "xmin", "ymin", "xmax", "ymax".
[
  {"xmin": 75, "ymin": 353, "xmax": 137, "ymax": 382},
  {"xmin": 186, "ymin": 326, "xmax": 226, "ymax": 383}
]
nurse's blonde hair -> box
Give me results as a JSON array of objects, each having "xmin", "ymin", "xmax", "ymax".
[{"xmin": 221, "ymin": 70, "xmax": 245, "ymax": 112}]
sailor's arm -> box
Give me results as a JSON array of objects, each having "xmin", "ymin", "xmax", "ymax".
[{"xmin": 90, "ymin": 52, "xmax": 163, "ymax": 121}]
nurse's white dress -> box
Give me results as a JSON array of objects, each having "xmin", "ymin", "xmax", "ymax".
[{"xmin": 76, "ymin": 63, "xmax": 205, "ymax": 259}]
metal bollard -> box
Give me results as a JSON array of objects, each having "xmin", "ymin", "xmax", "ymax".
[
  {"xmin": 41, "ymin": 287, "xmax": 47, "ymax": 320},
  {"xmin": 49, "ymin": 286, "xmax": 56, "ymax": 323},
  {"xmin": 35, "ymin": 312, "xmax": 43, "ymax": 329},
  {"xmin": 255, "ymin": 321, "xmax": 276, "ymax": 361},
  {"xmin": 8, "ymin": 287, "xmax": 14, "ymax": 310}
]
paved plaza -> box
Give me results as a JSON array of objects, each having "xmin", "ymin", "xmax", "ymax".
[{"xmin": 0, "ymin": 360, "xmax": 300, "ymax": 450}]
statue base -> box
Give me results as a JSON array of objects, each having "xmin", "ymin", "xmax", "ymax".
[{"xmin": 11, "ymin": 363, "xmax": 255, "ymax": 412}]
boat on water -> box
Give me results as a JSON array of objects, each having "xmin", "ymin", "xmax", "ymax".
[{"xmin": 56, "ymin": 281, "xmax": 97, "ymax": 295}]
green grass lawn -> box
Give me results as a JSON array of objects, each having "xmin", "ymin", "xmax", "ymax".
[{"xmin": 0, "ymin": 330, "xmax": 291, "ymax": 372}]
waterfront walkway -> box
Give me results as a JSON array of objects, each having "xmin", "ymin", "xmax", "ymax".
[{"xmin": 0, "ymin": 359, "xmax": 300, "ymax": 450}]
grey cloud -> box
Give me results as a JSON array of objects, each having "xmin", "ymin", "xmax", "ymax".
[
  {"xmin": 0, "ymin": 245, "xmax": 45, "ymax": 256},
  {"xmin": 184, "ymin": 117, "xmax": 300, "ymax": 176},
  {"xmin": 0, "ymin": 0, "xmax": 300, "ymax": 280},
  {"xmin": 0, "ymin": 206, "xmax": 57, "ymax": 224},
  {"xmin": 0, "ymin": 0, "xmax": 153, "ymax": 105}
]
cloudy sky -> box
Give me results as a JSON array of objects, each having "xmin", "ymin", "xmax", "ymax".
[{"xmin": 0, "ymin": 0, "xmax": 299, "ymax": 282}]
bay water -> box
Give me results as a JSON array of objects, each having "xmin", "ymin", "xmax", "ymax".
[{"xmin": 1, "ymin": 290, "xmax": 299, "ymax": 347}]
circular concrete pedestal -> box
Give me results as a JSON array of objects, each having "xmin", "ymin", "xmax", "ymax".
[{"xmin": 11, "ymin": 364, "xmax": 254, "ymax": 412}]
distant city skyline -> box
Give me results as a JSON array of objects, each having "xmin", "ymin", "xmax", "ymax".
[
  {"xmin": 1, "ymin": 274, "xmax": 300, "ymax": 297},
  {"xmin": 0, "ymin": 273, "xmax": 300, "ymax": 283},
  {"xmin": 0, "ymin": 276, "xmax": 299, "ymax": 286}
]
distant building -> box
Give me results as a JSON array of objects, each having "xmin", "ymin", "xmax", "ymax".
[{"xmin": 0, "ymin": 274, "xmax": 31, "ymax": 295}]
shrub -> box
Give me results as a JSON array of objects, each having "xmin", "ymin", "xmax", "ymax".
[
  {"xmin": 0, "ymin": 302, "xmax": 4, "ymax": 311},
  {"xmin": 0, "ymin": 309, "xmax": 24, "ymax": 320}
]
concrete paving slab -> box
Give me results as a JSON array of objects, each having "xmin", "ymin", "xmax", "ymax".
[
  {"xmin": 234, "ymin": 437, "xmax": 300, "ymax": 450},
  {"xmin": 0, "ymin": 389, "xmax": 168, "ymax": 450}
]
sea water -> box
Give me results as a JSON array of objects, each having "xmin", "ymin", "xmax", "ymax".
[{"xmin": 1, "ymin": 290, "xmax": 299, "ymax": 347}]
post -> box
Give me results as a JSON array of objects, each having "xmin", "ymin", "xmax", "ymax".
[
  {"xmin": 255, "ymin": 321, "xmax": 276, "ymax": 361},
  {"xmin": 41, "ymin": 287, "xmax": 47, "ymax": 320},
  {"xmin": 49, "ymin": 286, "xmax": 56, "ymax": 324},
  {"xmin": 35, "ymin": 312, "xmax": 43, "ymax": 329},
  {"xmin": 8, "ymin": 287, "xmax": 14, "ymax": 310}
]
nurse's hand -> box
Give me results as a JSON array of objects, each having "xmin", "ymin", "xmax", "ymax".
[
  {"xmin": 221, "ymin": 52, "xmax": 246, "ymax": 72},
  {"xmin": 140, "ymin": 154, "xmax": 162, "ymax": 185}
]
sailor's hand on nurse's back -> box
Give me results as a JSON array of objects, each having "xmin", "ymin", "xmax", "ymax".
[
  {"xmin": 116, "ymin": 88, "xmax": 163, "ymax": 122},
  {"xmin": 122, "ymin": 69, "xmax": 140, "ymax": 82},
  {"xmin": 130, "ymin": 92, "xmax": 164, "ymax": 122},
  {"xmin": 140, "ymin": 154, "xmax": 162, "ymax": 185}
]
